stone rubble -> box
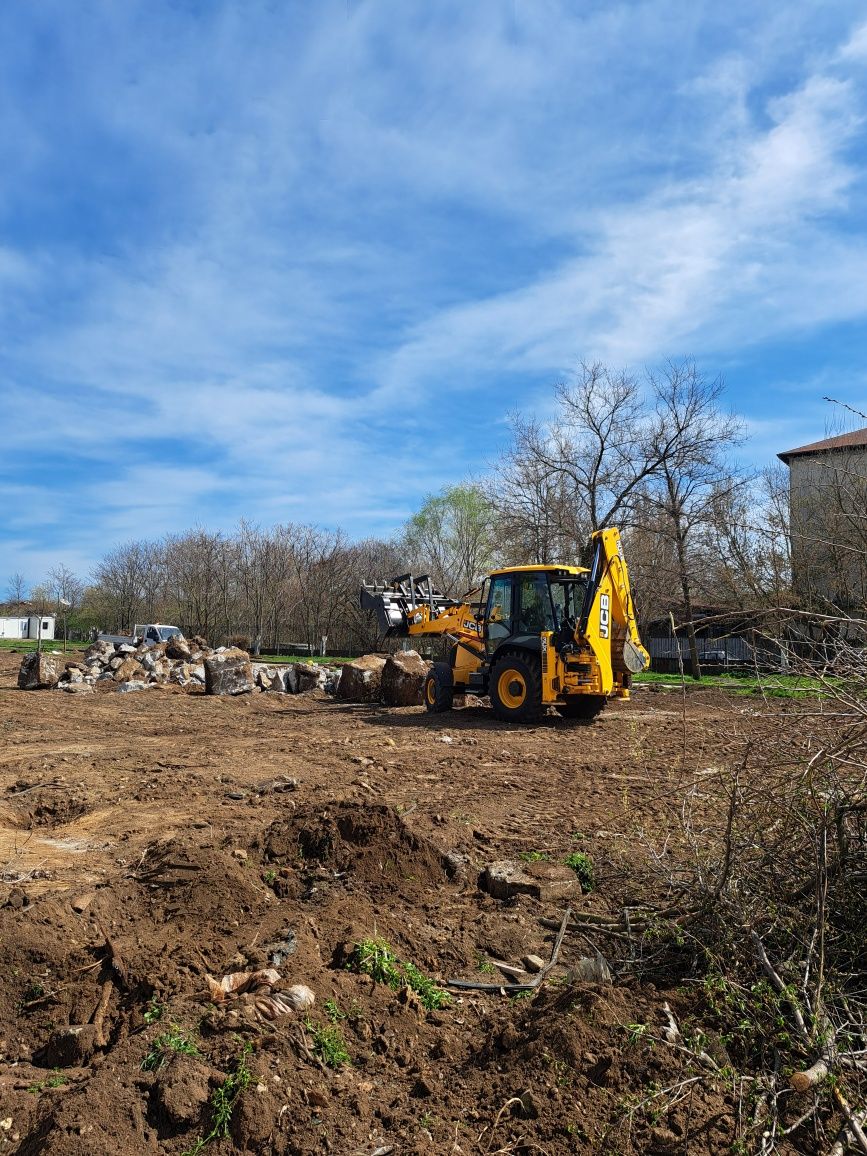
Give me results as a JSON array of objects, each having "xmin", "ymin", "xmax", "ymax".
[
  {"xmin": 17, "ymin": 638, "xmax": 343, "ymax": 698},
  {"xmin": 17, "ymin": 641, "xmax": 430, "ymax": 707},
  {"xmin": 380, "ymin": 649, "xmax": 430, "ymax": 706}
]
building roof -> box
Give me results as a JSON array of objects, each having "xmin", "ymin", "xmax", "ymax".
[{"xmin": 778, "ymin": 426, "xmax": 867, "ymax": 464}]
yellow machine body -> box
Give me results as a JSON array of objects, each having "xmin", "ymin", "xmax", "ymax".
[{"xmin": 361, "ymin": 527, "xmax": 649, "ymax": 723}]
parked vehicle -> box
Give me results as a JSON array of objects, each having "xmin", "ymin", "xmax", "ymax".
[{"xmin": 97, "ymin": 624, "xmax": 184, "ymax": 648}]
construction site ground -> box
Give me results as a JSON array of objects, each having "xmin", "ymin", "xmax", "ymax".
[{"xmin": 0, "ymin": 651, "xmax": 787, "ymax": 1155}]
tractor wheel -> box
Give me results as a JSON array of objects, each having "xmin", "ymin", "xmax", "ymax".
[
  {"xmin": 557, "ymin": 695, "xmax": 607, "ymax": 722},
  {"xmin": 423, "ymin": 662, "xmax": 454, "ymax": 713},
  {"xmin": 489, "ymin": 652, "xmax": 543, "ymax": 723}
]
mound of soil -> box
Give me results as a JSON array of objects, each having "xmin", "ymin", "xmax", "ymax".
[{"xmin": 260, "ymin": 802, "xmax": 451, "ymax": 892}]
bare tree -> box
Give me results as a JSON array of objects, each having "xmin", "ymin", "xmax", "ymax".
[
  {"xmin": 492, "ymin": 448, "xmax": 581, "ymax": 563},
  {"xmin": 703, "ymin": 466, "xmax": 792, "ymax": 614},
  {"xmin": 162, "ymin": 528, "xmax": 234, "ymax": 640},
  {"xmin": 91, "ymin": 541, "xmax": 163, "ymax": 632},
  {"xmin": 342, "ymin": 535, "xmax": 406, "ymax": 652},
  {"xmin": 46, "ymin": 564, "xmax": 86, "ymax": 650},
  {"xmin": 505, "ymin": 363, "xmax": 664, "ymax": 547},
  {"xmin": 289, "ymin": 526, "xmax": 351, "ymax": 654},
  {"xmin": 644, "ymin": 361, "xmax": 745, "ymax": 678},
  {"xmin": 5, "ymin": 572, "xmax": 27, "ymax": 612}
]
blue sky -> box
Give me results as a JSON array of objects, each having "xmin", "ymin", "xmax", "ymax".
[{"xmin": 3, "ymin": 0, "xmax": 867, "ymax": 588}]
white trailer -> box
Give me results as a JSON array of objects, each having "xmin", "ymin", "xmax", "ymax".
[{"xmin": 0, "ymin": 615, "xmax": 56, "ymax": 640}]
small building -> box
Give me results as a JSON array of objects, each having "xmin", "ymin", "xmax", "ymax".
[
  {"xmin": 0, "ymin": 615, "xmax": 56, "ymax": 641},
  {"xmin": 778, "ymin": 426, "xmax": 867, "ymax": 611}
]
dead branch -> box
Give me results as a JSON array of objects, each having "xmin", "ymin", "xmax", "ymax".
[
  {"xmin": 833, "ymin": 1086, "xmax": 867, "ymax": 1156},
  {"xmin": 90, "ymin": 980, "xmax": 113, "ymax": 1047},
  {"xmin": 448, "ymin": 907, "xmax": 571, "ymax": 994},
  {"xmin": 96, "ymin": 918, "xmax": 129, "ymax": 988}
]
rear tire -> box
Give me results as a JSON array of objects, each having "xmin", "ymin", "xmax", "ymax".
[
  {"xmin": 557, "ymin": 695, "xmax": 607, "ymax": 721},
  {"xmin": 424, "ymin": 662, "xmax": 454, "ymax": 713},
  {"xmin": 490, "ymin": 652, "xmax": 543, "ymax": 723}
]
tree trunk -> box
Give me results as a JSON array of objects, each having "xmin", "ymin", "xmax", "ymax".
[{"xmin": 669, "ymin": 488, "xmax": 702, "ymax": 680}]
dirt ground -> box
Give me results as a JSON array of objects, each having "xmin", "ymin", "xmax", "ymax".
[{"xmin": 0, "ymin": 651, "xmax": 791, "ymax": 1154}]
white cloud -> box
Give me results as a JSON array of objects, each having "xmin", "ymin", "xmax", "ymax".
[{"xmin": 3, "ymin": 1, "xmax": 867, "ymax": 582}]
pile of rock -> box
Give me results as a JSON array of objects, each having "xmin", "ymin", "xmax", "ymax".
[
  {"xmin": 18, "ymin": 641, "xmax": 431, "ymax": 706},
  {"xmin": 17, "ymin": 639, "xmax": 342, "ymax": 698}
]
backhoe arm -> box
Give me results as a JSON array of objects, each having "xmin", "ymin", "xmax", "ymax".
[{"xmin": 578, "ymin": 527, "xmax": 649, "ymax": 686}]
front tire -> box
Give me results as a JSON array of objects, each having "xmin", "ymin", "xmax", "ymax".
[
  {"xmin": 490, "ymin": 652, "xmax": 543, "ymax": 723},
  {"xmin": 424, "ymin": 662, "xmax": 454, "ymax": 713},
  {"xmin": 557, "ymin": 695, "xmax": 607, "ymax": 721}
]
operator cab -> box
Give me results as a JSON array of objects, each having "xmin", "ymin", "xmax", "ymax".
[{"xmin": 480, "ymin": 566, "xmax": 589, "ymax": 651}]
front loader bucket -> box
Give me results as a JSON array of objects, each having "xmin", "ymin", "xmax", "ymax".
[{"xmin": 360, "ymin": 575, "xmax": 457, "ymax": 636}]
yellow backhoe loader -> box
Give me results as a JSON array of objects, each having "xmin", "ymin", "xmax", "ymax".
[{"xmin": 360, "ymin": 527, "xmax": 649, "ymax": 723}]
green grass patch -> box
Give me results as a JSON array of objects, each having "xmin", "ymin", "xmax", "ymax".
[
  {"xmin": 143, "ymin": 996, "xmax": 165, "ymax": 1025},
  {"xmin": 350, "ymin": 936, "xmax": 450, "ymax": 1011},
  {"xmin": 27, "ymin": 1071, "xmax": 66, "ymax": 1094},
  {"xmin": 0, "ymin": 638, "xmax": 86, "ymax": 653},
  {"xmin": 563, "ymin": 851, "xmax": 594, "ymax": 891},
  {"xmin": 182, "ymin": 1041, "xmax": 253, "ymax": 1155},
  {"xmin": 634, "ymin": 670, "xmax": 833, "ymax": 698},
  {"xmin": 305, "ymin": 1016, "xmax": 351, "ymax": 1068},
  {"xmin": 141, "ymin": 1025, "xmax": 200, "ymax": 1072},
  {"xmin": 324, "ymin": 997, "xmax": 346, "ymax": 1023},
  {"xmin": 254, "ymin": 653, "xmax": 352, "ymax": 665}
]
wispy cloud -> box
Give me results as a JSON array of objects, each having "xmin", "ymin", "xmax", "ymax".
[{"xmin": 2, "ymin": 1, "xmax": 867, "ymax": 583}]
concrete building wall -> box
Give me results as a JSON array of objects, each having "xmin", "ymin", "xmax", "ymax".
[{"xmin": 788, "ymin": 447, "xmax": 867, "ymax": 609}]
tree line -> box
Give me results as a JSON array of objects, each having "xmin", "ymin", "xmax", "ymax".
[{"xmin": 9, "ymin": 359, "xmax": 861, "ymax": 670}]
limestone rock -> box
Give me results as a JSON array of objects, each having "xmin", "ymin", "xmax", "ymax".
[
  {"xmin": 166, "ymin": 636, "xmax": 193, "ymax": 662},
  {"xmin": 253, "ymin": 664, "xmax": 285, "ymax": 692},
  {"xmin": 204, "ymin": 647, "xmax": 255, "ymax": 695},
  {"xmin": 84, "ymin": 640, "xmax": 115, "ymax": 665},
  {"xmin": 479, "ymin": 860, "xmax": 581, "ymax": 902},
  {"xmin": 18, "ymin": 651, "xmax": 62, "ymax": 690},
  {"xmin": 381, "ymin": 649, "xmax": 430, "ymax": 706},
  {"xmin": 337, "ymin": 654, "xmax": 387, "ymax": 702},
  {"xmin": 117, "ymin": 680, "xmax": 151, "ymax": 693},
  {"xmin": 114, "ymin": 657, "xmax": 144, "ymax": 682},
  {"xmin": 294, "ymin": 663, "xmax": 326, "ymax": 693}
]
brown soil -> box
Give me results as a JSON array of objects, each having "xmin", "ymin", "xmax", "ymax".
[{"xmin": 0, "ymin": 653, "xmax": 796, "ymax": 1153}]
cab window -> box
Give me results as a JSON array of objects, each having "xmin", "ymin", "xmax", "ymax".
[
  {"xmin": 516, "ymin": 573, "xmax": 554, "ymax": 633},
  {"xmin": 486, "ymin": 576, "xmax": 513, "ymax": 640}
]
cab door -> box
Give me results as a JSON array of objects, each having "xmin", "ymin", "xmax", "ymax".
[{"xmin": 485, "ymin": 575, "xmax": 514, "ymax": 655}]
